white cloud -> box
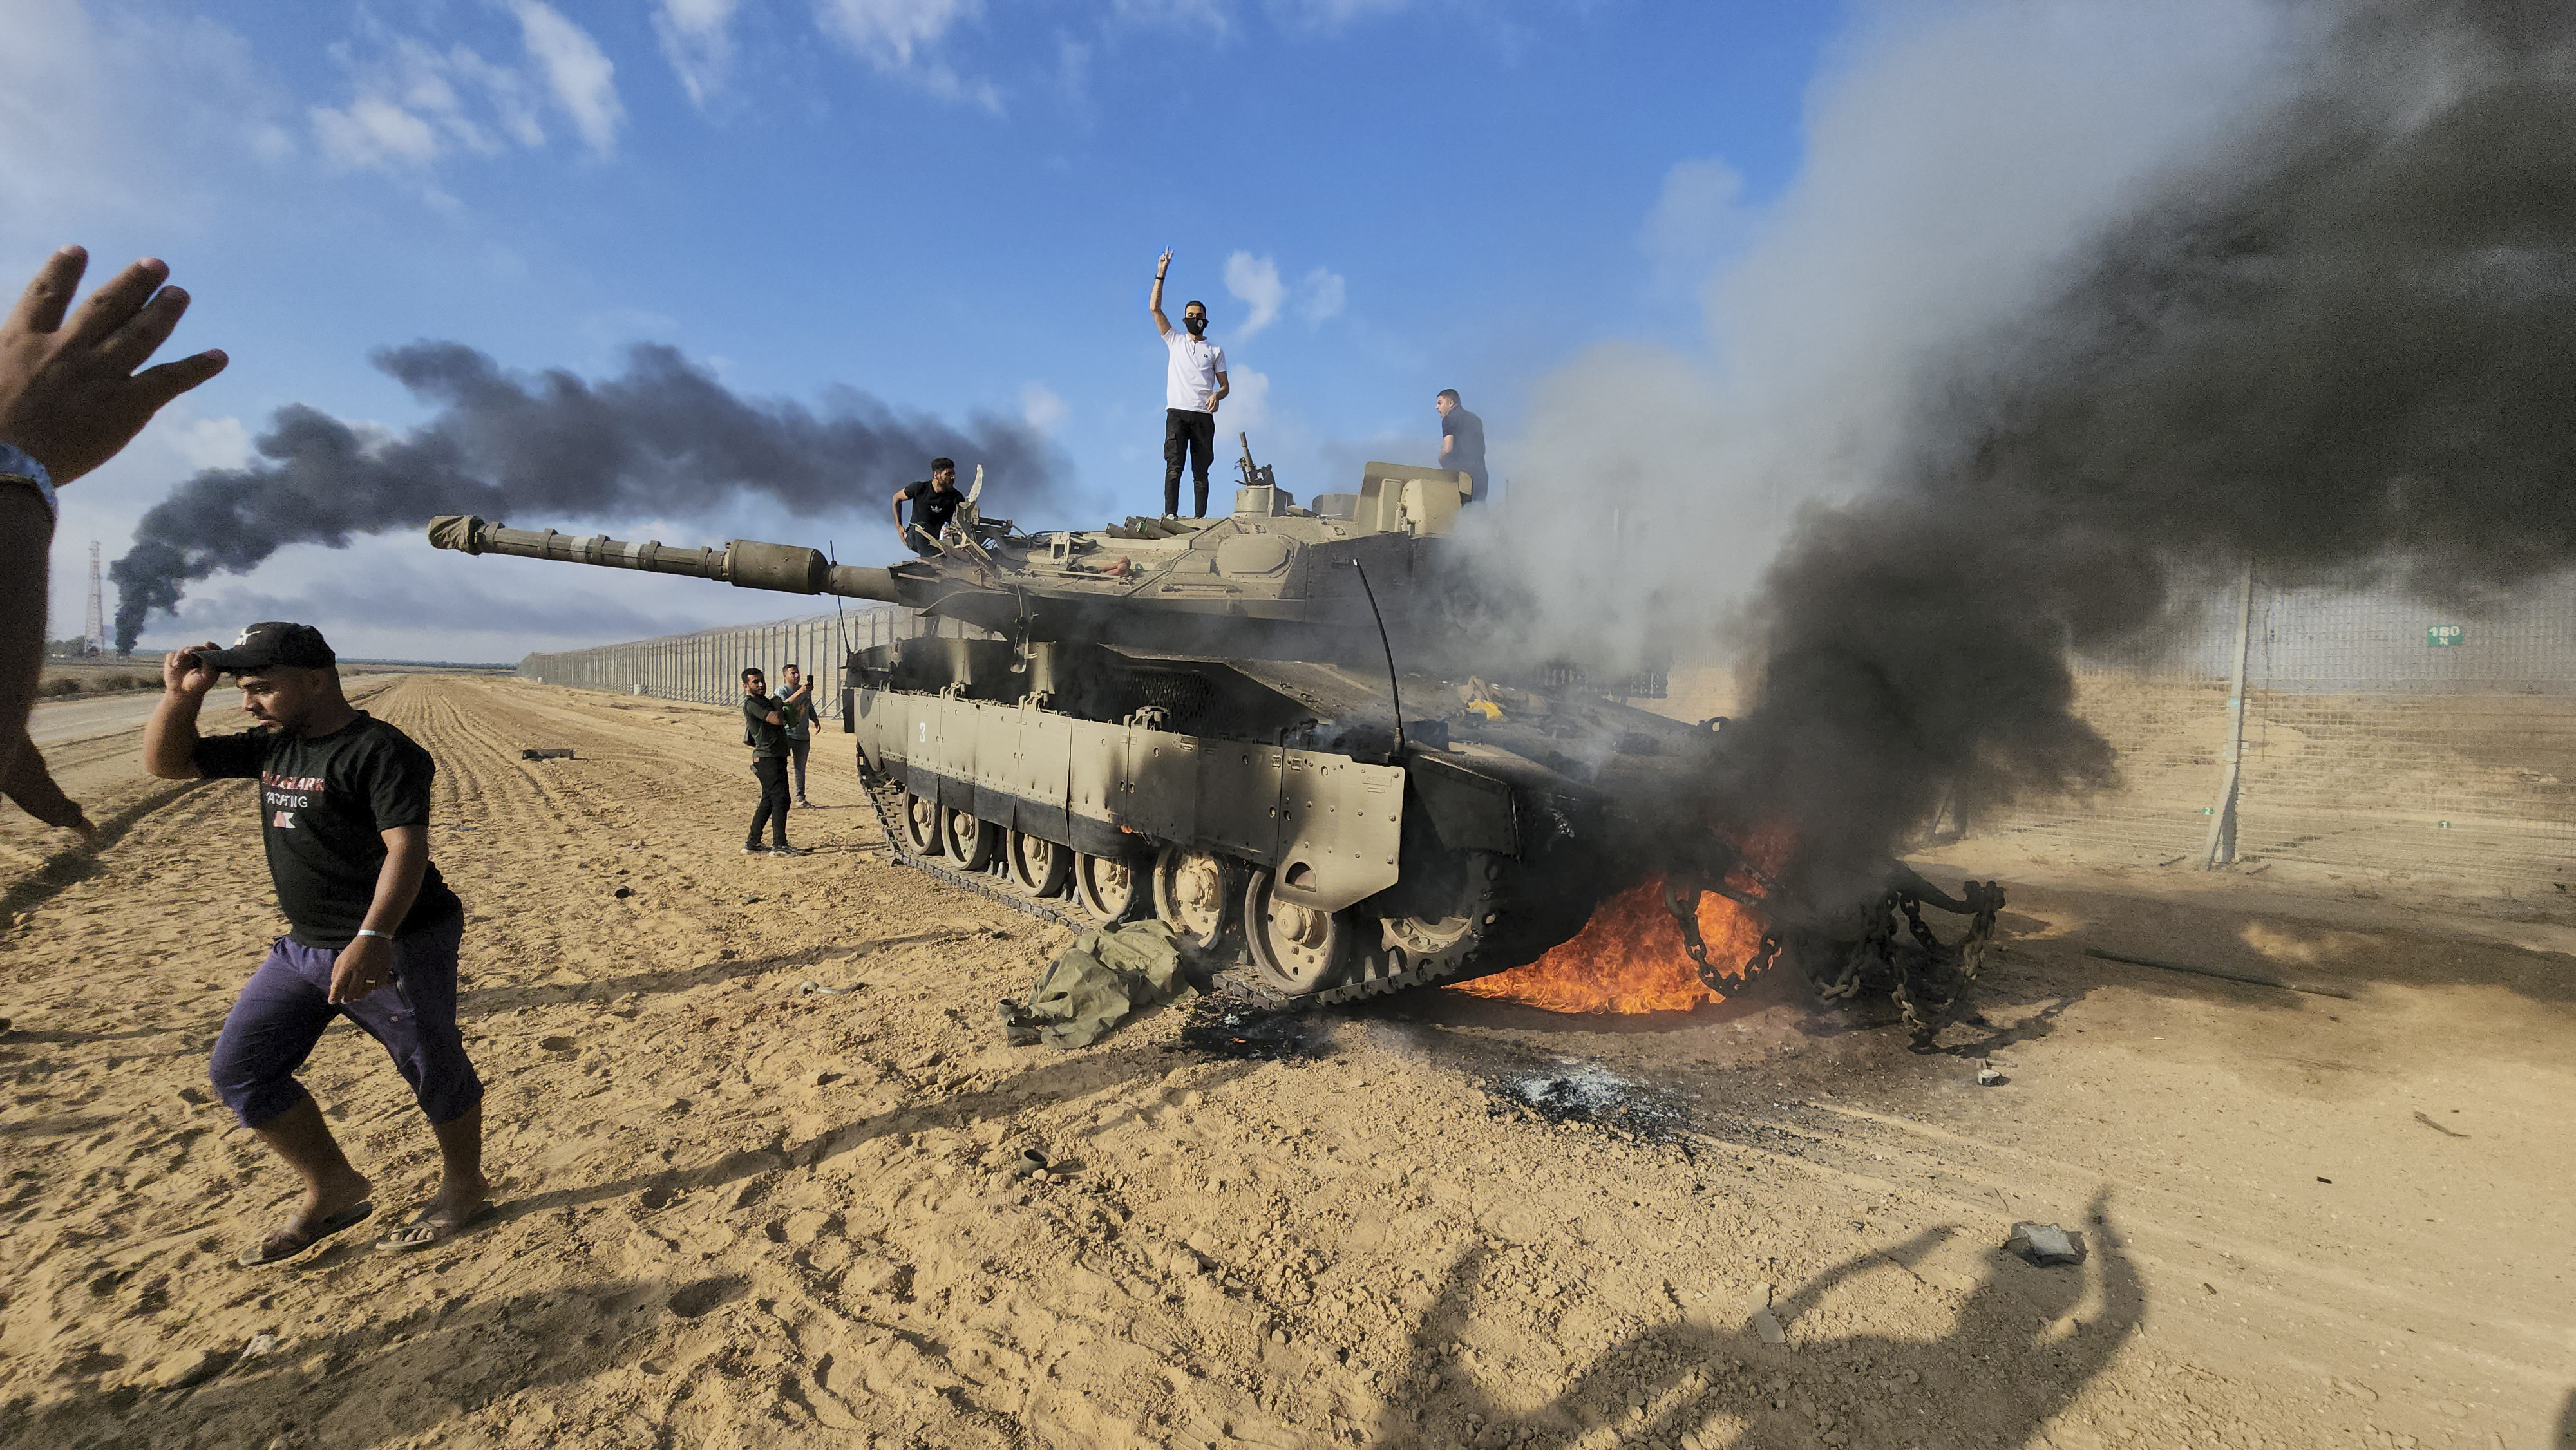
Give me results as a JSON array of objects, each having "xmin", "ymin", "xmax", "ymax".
[
  {"xmin": 0, "ymin": 3, "xmax": 290, "ymax": 231},
  {"xmin": 1224, "ymin": 252, "xmax": 1285, "ymax": 337},
  {"xmin": 1021, "ymin": 382, "xmax": 1068, "ymax": 434},
  {"xmin": 513, "ymin": 1, "xmax": 623, "ymax": 154},
  {"xmin": 656, "ymin": 0, "xmax": 743, "ymax": 106},
  {"xmin": 312, "ymin": 93, "xmax": 444, "ymax": 170},
  {"xmin": 1113, "ymin": 0, "xmax": 1233, "ymax": 31},
  {"xmin": 1266, "ymin": 0, "xmax": 1415, "ymax": 30},
  {"xmin": 309, "ymin": 10, "xmax": 623, "ymax": 173},
  {"xmin": 1218, "ymin": 366, "xmax": 1271, "ymax": 432},
  {"xmin": 816, "ymin": 0, "xmax": 1001, "ymax": 109},
  {"xmin": 1297, "ymin": 267, "xmax": 1346, "ymax": 325},
  {"xmin": 1639, "ymin": 155, "xmax": 1745, "ymax": 292}
]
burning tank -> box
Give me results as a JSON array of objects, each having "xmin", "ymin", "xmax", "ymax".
[{"xmin": 426, "ymin": 447, "xmax": 1999, "ymax": 1032}]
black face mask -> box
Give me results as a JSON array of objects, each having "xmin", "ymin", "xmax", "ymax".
[{"xmin": 1184, "ymin": 315, "xmax": 1206, "ymax": 336}]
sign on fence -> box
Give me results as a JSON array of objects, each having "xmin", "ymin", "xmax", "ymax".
[{"xmin": 2425, "ymin": 625, "xmax": 2463, "ymax": 647}]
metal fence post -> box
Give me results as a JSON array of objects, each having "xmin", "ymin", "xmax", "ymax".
[{"xmin": 2202, "ymin": 559, "xmax": 2255, "ymax": 869}]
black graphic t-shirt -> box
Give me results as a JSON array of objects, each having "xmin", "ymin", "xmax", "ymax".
[
  {"xmin": 898, "ymin": 480, "xmax": 963, "ymax": 538},
  {"xmin": 193, "ymin": 712, "xmax": 460, "ymax": 948}
]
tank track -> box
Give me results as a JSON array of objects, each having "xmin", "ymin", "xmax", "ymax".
[
  {"xmin": 864, "ymin": 776, "xmax": 1594, "ymax": 1007},
  {"xmin": 861, "ymin": 774, "xmax": 1097, "ymax": 935},
  {"xmin": 1316, "ymin": 851, "xmax": 1591, "ymax": 1006}
]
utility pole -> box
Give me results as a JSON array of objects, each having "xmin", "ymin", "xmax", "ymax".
[
  {"xmin": 82, "ymin": 541, "xmax": 105, "ymax": 657},
  {"xmin": 2202, "ymin": 558, "xmax": 2255, "ymax": 868}
]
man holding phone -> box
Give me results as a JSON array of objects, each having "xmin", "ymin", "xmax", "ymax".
[
  {"xmin": 778, "ymin": 663, "xmax": 815, "ymax": 807},
  {"xmin": 143, "ymin": 622, "xmax": 487, "ymax": 1263}
]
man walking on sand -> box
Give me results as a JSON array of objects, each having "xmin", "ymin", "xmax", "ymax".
[
  {"xmin": 1150, "ymin": 250, "xmax": 1229, "ymax": 518},
  {"xmin": 741, "ymin": 666, "xmax": 802, "ymax": 856},
  {"xmin": 779, "ymin": 663, "xmax": 816, "ymax": 807},
  {"xmin": 142, "ymin": 621, "xmax": 488, "ymax": 1264}
]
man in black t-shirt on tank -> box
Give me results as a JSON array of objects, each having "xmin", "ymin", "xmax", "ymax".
[
  {"xmin": 1435, "ymin": 388, "xmax": 1488, "ymax": 502},
  {"xmin": 890, "ymin": 457, "xmax": 964, "ymax": 556},
  {"xmin": 144, "ymin": 622, "xmax": 488, "ymax": 1265}
]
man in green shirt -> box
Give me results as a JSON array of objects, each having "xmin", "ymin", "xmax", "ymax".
[
  {"xmin": 778, "ymin": 663, "xmax": 816, "ymax": 807},
  {"xmin": 740, "ymin": 666, "xmax": 801, "ymax": 856}
]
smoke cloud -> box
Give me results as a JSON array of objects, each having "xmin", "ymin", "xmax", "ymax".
[
  {"xmin": 111, "ymin": 341, "xmax": 1057, "ymax": 652},
  {"xmin": 1496, "ymin": 0, "xmax": 2576, "ymax": 903}
]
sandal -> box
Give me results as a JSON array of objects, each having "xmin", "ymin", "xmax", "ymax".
[
  {"xmin": 237, "ymin": 1200, "xmax": 375, "ymax": 1267},
  {"xmin": 375, "ymin": 1200, "xmax": 498, "ymax": 1252}
]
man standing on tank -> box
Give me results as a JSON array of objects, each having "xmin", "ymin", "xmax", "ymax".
[
  {"xmin": 741, "ymin": 666, "xmax": 802, "ymax": 856},
  {"xmin": 1150, "ymin": 250, "xmax": 1229, "ymax": 518},
  {"xmin": 142, "ymin": 621, "xmax": 488, "ymax": 1263},
  {"xmin": 890, "ymin": 457, "xmax": 963, "ymax": 557},
  {"xmin": 1435, "ymin": 389, "xmax": 1488, "ymax": 502}
]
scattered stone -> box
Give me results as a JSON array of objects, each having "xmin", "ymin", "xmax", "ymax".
[
  {"xmin": 2006, "ymin": 1221, "xmax": 2087, "ymax": 1266},
  {"xmin": 539, "ymin": 1036, "xmax": 576, "ymax": 1052},
  {"xmin": 245, "ymin": 1332, "xmax": 283, "ymax": 1357},
  {"xmin": 661, "ymin": 1096, "xmax": 692, "ymax": 1115}
]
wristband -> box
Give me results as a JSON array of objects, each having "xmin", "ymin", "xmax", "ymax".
[
  {"xmin": 355, "ymin": 928, "xmax": 392, "ymax": 940},
  {"xmin": 0, "ymin": 444, "xmax": 56, "ymax": 523}
]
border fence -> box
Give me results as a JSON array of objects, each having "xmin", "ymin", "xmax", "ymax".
[
  {"xmin": 1981, "ymin": 570, "xmax": 2576, "ymax": 900},
  {"xmin": 516, "ymin": 607, "xmax": 969, "ymax": 723},
  {"xmin": 524, "ymin": 571, "xmax": 2576, "ymax": 903}
]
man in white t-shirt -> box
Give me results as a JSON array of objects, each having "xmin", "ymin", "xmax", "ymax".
[{"xmin": 1150, "ymin": 250, "xmax": 1229, "ymax": 518}]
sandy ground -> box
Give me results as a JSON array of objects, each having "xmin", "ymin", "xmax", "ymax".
[{"xmin": 1, "ymin": 675, "xmax": 2570, "ymax": 1450}]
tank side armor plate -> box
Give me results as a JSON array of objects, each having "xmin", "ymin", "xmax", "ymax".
[{"xmin": 854, "ymin": 686, "xmax": 1401, "ymax": 912}]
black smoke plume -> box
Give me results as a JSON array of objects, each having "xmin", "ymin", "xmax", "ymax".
[
  {"xmin": 1727, "ymin": 0, "xmax": 2576, "ymax": 904},
  {"xmin": 111, "ymin": 343, "xmax": 1057, "ymax": 652}
]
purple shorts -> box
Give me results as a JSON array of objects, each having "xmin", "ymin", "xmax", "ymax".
[{"xmin": 207, "ymin": 904, "xmax": 482, "ymax": 1129}]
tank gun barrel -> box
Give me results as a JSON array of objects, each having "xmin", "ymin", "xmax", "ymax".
[{"xmin": 425, "ymin": 515, "xmax": 898, "ymax": 602}]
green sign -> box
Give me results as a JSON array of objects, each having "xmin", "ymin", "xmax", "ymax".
[{"xmin": 2427, "ymin": 625, "xmax": 2464, "ymax": 647}]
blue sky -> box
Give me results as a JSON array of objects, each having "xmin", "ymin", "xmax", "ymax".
[{"xmin": 11, "ymin": 0, "xmax": 1841, "ymax": 659}]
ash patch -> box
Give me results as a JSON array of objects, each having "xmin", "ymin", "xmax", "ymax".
[
  {"xmin": 1177, "ymin": 998, "xmax": 1331, "ymax": 1062},
  {"xmin": 1488, "ymin": 1054, "xmax": 1687, "ymax": 1141}
]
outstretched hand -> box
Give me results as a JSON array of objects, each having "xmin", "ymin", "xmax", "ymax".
[{"xmin": 0, "ymin": 247, "xmax": 227, "ymax": 485}]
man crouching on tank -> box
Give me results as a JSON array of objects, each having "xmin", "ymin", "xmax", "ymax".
[{"xmin": 143, "ymin": 623, "xmax": 488, "ymax": 1263}]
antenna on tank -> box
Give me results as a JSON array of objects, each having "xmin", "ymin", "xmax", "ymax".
[{"xmin": 1344, "ymin": 560, "xmax": 1405, "ymax": 759}]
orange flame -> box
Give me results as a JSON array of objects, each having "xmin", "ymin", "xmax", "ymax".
[{"xmin": 1454, "ymin": 876, "xmax": 1765, "ymax": 1015}]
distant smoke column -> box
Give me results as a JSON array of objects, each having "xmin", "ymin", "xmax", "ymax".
[
  {"xmin": 1722, "ymin": 1, "xmax": 2576, "ymax": 901},
  {"xmin": 108, "ymin": 342, "xmax": 1061, "ymax": 652}
]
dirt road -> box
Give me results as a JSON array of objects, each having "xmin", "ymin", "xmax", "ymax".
[{"xmin": 1, "ymin": 675, "xmax": 2567, "ymax": 1449}]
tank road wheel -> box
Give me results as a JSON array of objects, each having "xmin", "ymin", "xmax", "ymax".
[
  {"xmin": 942, "ymin": 807, "xmax": 999, "ymax": 872},
  {"xmin": 1243, "ymin": 868, "xmax": 1355, "ymax": 995},
  {"xmin": 1074, "ymin": 852, "xmax": 1142, "ymax": 923},
  {"xmin": 900, "ymin": 793, "xmax": 943, "ymax": 856},
  {"xmin": 1008, "ymin": 829, "xmax": 1072, "ymax": 898},
  {"xmin": 1151, "ymin": 845, "xmax": 1237, "ymax": 952}
]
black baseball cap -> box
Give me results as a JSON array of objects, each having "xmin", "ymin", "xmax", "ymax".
[{"xmin": 196, "ymin": 621, "xmax": 337, "ymax": 673}]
